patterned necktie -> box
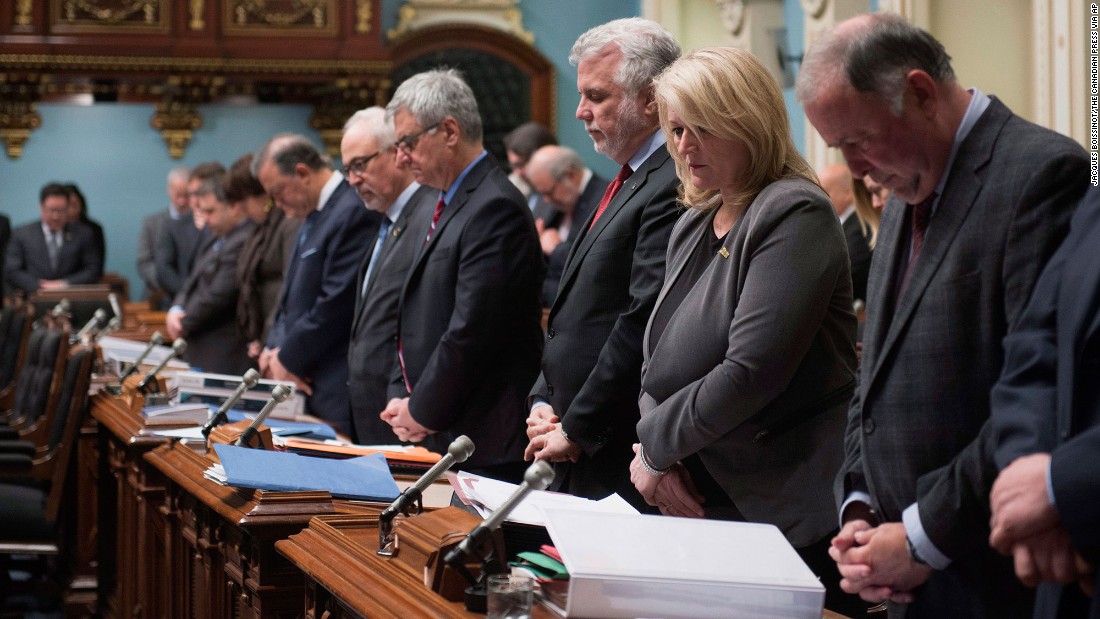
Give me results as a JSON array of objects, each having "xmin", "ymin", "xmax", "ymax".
[
  {"xmin": 896, "ymin": 192, "xmax": 938, "ymax": 301},
  {"xmin": 589, "ymin": 164, "xmax": 633, "ymax": 230},
  {"xmin": 424, "ymin": 196, "xmax": 445, "ymax": 244},
  {"xmin": 361, "ymin": 217, "xmax": 393, "ymax": 298}
]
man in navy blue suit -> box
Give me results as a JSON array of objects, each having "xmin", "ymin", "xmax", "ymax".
[
  {"xmin": 990, "ymin": 187, "xmax": 1100, "ymax": 619},
  {"xmin": 381, "ymin": 69, "xmax": 544, "ymax": 482},
  {"xmin": 255, "ymin": 134, "xmax": 379, "ymax": 435}
]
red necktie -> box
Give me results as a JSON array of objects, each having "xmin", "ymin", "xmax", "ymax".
[
  {"xmin": 423, "ymin": 195, "xmax": 445, "ymax": 244},
  {"xmin": 589, "ymin": 164, "xmax": 632, "ymax": 230},
  {"xmin": 896, "ymin": 192, "xmax": 937, "ymax": 301}
]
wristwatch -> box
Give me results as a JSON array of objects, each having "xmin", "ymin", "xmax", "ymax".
[{"xmin": 906, "ymin": 533, "xmax": 929, "ymax": 566}]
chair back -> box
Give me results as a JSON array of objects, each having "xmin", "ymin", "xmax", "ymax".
[
  {"xmin": 0, "ymin": 302, "xmax": 35, "ymax": 407},
  {"xmin": 44, "ymin": 345, "xmax": 95, "ymax": 522},
  {"xmin": 9, "ymin": 323, "xmax": 70, "ymax": 430}
]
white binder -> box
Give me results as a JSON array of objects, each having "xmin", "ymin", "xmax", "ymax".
[{"xmin": 540, "ymin": 508, "xmax": 825, "ymax": 619}]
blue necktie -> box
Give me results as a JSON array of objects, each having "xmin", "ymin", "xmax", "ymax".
[{"xmin": 361, "ymin": 217, "xmax": 393, "ymax": 298}]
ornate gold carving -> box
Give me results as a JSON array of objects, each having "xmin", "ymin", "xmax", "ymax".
[
  {"xmin": 225, "ymin": 0, "xmax": 336, "ymax": 35},
  {"xmin": 149, "ymin": 77, "xmax": 218, "ymax": 159},
  {"xmin": 309, "ymin": 79, "xmax": 390, "ymax": 157},
  {"xmin": 190, "ymin": 0, "xmax": 204, "ymax": 29},
  {"xmin": 355, "ymin": 0, "xmax": 371, "ymax": 33},
  {"xmin": 15, "ymin": 0, "xmax": 33, "ymax": 26},
  {"xmin": 0, "ymin": 77, "xmax": 44, "ymax": 159},
  {"xmin": 55, "ymin": 0, "xmax": 167, "ymax": 31},
  {"xmin": 0, "ymin": 53, "xmax": 389, "ymax": 76},
  {"xmin": 387, "ymin": 0, "xmax": 533, "ymax": 43}
]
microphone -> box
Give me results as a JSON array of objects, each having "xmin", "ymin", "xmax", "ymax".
[
  {"xmin": 108, "ymin": 292, "xmax": 123, "ymax": 320},
  {"xmin": 51, "ymin": 299, "xmax": 71, "ymax": 318},
  {"xmin": 136, "ymin": 338, "xmax": 186, "ymax": 394},
  {"xmin": 75, "ymin": 308, "xmax": 108, "ymax": 340},
  {"xmin": 377, "ymin": 435, "xmax": 475, "ymax": 555},
  {"xmin": 444, "ymin": 461, "xmax": 554, "ymax": 581},
  {"xmin": 119, "ymin": 331, "xmax": 165, "ymax": 382},
  {"xmin": 101, "ymin": 316, "xmax": 122, "ymax": 337},
  {"xmin": 234, "ymin": 384, "xmax": 292, "ymax": 448},
  {"xmin": 201, "ymin": 369, "xmax": 261, "ymax": 439}
]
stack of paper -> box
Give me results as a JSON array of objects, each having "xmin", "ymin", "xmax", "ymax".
[
  {"xmin": 208, "ymin": 444, "xmax": 400, "ymax": 502},
  {"xmin": 452, "ymin": 471, "xmax": 638, "ymax": 526}
]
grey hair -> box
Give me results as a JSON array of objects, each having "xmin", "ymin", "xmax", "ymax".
[
  {"xmin": 167, "ymin": 166, "xmax": 190, "ymax": 184},
  {"xmin": 252, "ymin": 133, "xmax": 331, "ymax": 177},
  {"xmin": 344, "ymin": 106, "xmax": 397, "ymax": 151},
  {"xmin": 796, "ymin": 12, "xmax": 955, "ymax": 115},
  {"xmin": 192, "ymin": 173, "xmax": 226, "ymax": 202},
  {"xmin": 543, "ymin": 146, "xmax": 584, "ymax": 180},
  {"xmin": 569, "ymin": 17, "xmax": 681, "ymax": 98},
  {"xmin": 385, "ymin": 69, "xmax": 482, "ymax": 142}
]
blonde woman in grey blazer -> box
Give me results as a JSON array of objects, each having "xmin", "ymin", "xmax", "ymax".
[{"xmin": 629, "ymin": 47, "xmax": 862, "ymax": 616}]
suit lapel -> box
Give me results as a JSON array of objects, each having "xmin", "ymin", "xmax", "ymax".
[
  {"xmin": 642, "ymin": 208, "xmax": 700, "ymax": 359},
  {"xmin": 556, "ymin": 149, "xmax": 671, "ymax": 313},
  {"xmin": 407, "ymin": 157, "xmax": 491, "ymax": 285},
  {"xmin": 866, "ymin": 99, "xmax": 1006, "ymax": 389}
]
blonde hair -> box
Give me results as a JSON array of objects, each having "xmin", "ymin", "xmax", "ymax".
[
  {"xmin": 654, "ymin": 47, "xmax": 817, "ymax": 210},
  {"xmin": 851, "ymin": 176, "xmax": 881, "ymax": 248}
]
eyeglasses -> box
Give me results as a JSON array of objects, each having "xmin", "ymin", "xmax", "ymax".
[
  {"xmin": 343, "ymin": 150, "xmax": 383, "ymax": 178},
  {"xmin": 395, "ymin": 123, "xmax": 441, "ymax": 154}
]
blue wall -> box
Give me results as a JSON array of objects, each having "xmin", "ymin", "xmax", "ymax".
[{"xmin": 0, "ymin": 103, "xmax": 322, "ymax": 299}]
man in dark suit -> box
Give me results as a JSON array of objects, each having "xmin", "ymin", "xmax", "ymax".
[
  {"xmin": 523, "ymin": 18, "xmax": 681, "ymax": 507},
  {"xmin": 4, "ymin": 183, "xmax": 103, "ymax": 295},
  {"xmin": 341, "ymin": 107, "xmax": 434, "ymax": 444},
  {"xmin": 138, "ymin": 167, "xmax": 189, "ymax": 308},
  {"xmin": 165, "ymin": 174, "xmax": 255, "ymax": 375},
  {"xmin": 820, "ymin": 163, "xmax": 872, "ymax": 303},
  {"xmin": 381, "ymin": 69, "xmax": 544, "ymax": 482},
  {"xmin": 256, "ymin": 134, "xmax": 379, "ymax": 436},
  {"xmin": 989, "ymin": 188, "xmax": 1100, "ymax": 619},
  {"xmin": 155, "ymin": 162, "xmax": 222, "ymax": 299},
  {"xmin": 0, "ymin": 212, "xmax": 10, "ymax": 300},
  {"xmin": 798, "ymin": 13, "xmax": 1089, "ymax": 617},
  {"xmin": 524, "ymin": 145, "xmax": 609, "ymax": 307}
]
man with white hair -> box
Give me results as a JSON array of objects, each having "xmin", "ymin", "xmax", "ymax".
[
  {"xmin": 137, "ymin": 166, "xmax": 189, "ymax": 308},
  {"xmin": 341, "ymin": 107, "xmax": 435, "ymax": 444},
  {"xmin": 524, "ymin": 18, "xmax": 681, "ymax": 508},
  {"xmin": 381, "ymin": 69, "xmax": 544, "ymax": 482}
]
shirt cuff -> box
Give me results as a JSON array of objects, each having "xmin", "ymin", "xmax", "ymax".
[
  {"xmin": 840, "ymin": 490, "xmax": 873, "ymax": 528},
  {"xmin": 1046, "ymin": 458, "xmax": 1057, "ymax": 508},
  {"xmin": 530, "ymin": 399, "xmax": 550, "ymax": 415},
  {"xmin": 902, "ymin": 503, "xmax": 952, "ymax": 570},
  {"xmin": 168, "ymin": 305, "xmax": 184, "ymax": 316}
]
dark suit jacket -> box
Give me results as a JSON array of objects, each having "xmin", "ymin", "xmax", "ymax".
[
  {"xmin": 541, "ymin": 173, "xmax": 609, "ymax": 307},
  {"xmin": 638, "ymin": 178, "xmax": 856, "ymax": 548},
  {"xmin": 842, "ymin": 214, "xmax": 872, "ymax": 302},
  {"xmin": 347, "ymin": 184, "xmax": 434, "ymax": 444},
  {"xmin": 268, "ymin": 178, "xmax": 379, "ymax": 434},
  {"xmin": 4, "ymin": 220, "xmax": 103, "ymax": 294},
  {"xmin": 992, "ymin": 189, "xmax": 1100, "ymax": 619},
  {"xmin": 0, "ymin": 214, "xmax": 10, "ymax": 299},
  {"xmin": 528, "ymin": 146, "xmax": 680, "ymax": 502},
  {"xmin": 235, "ymin": 208, "xmax": 301, "ymax": 345},
  {"xmin": 392, "ymin": 155, "xmax": 544, "ymax": 474},
  {"xmin": 173, "ymin": 220, "xmax": 255, "ymax": 375},
  {"xmin": 155, "ymin": 214, "xmax": 206, "ymax": 298},
  {"xmin": 842, "ymin": 98, "xmax": 1088, "ymax": 617}
]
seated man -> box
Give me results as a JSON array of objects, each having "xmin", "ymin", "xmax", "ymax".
[
  {"xmin": 4, "ymin": 183, "xmax": 102, "ymax": 295},
  {"xmin": 166, "ymin": 175, "xmax": 255, "ymax": 375}
]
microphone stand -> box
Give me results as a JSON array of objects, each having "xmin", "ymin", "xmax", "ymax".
[
  {"xmin": 444, "ymin": 461, "xmax": 554, "ymax": 612},
  {"xmin": 136, "ymin": 338, "xmax": 187, "ymax": 402},
  {"xmin": 234, "ymin": 384, "xmax": 292, "ymax": 448},
  {"xmin": 201, "ymin": 369, "xmax": 261, "ymax": 440},
  {"xmin": 377, "ymin": 435, "xmax": 475, "ymax": 556}
]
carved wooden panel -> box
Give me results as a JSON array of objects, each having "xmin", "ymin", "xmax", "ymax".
[
  {"xmin": 223, "ymin": 0, "xmax": 336, "ymax": 36},
  {"xmin": 51, "ymin": 0, "xmax": 170, "ymax": 33}
]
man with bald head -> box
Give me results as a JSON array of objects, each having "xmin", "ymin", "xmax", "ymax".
[
  {"xmin": 820, "ymin": 163, "xmax": 871, "ymax": 303},
  {"xmin": 797, "ymin": 12, "xmax": 1088, "ymax": 617},
  {"xmin": 341, "ymin": 107, "xmax": 435, "ymax": 443},
  {"xmin": 524, "ymin": 145, "xmax": 608, "ymax": 306}
]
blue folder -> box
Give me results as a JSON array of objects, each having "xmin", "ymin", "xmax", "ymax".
[{"xmin": 213, "ymin": 444, "xmax": 400, "ymax": 502}]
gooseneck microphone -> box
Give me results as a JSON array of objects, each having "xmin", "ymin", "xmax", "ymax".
[
  {"xmin": 136, "ymin": 338, "xmax": 186, "ymax": 394},
  {"xmin": 444, "ymin": 460, "xmax": 554, "ymax": 576},
  {"xmin": 377, "ymin": 435, "xmax": 475, "ymax": 556},
  {"xmin": 108, "ymin": 292, "xmax": 123, "ymax": 320},
  {"xmin": 234, "ymin": 384, "xmax": 292, "ymax": 448},
  {"xmin": 201, "ymin": 369, "xmax": 261, "ymax": 439},
  {"xmin": 119, "ymin": 331, "xmax": 165, "ymax": 383},
  {"xmin": 75, "ymin": 308, "xmax": 109, "ymax": 341}
]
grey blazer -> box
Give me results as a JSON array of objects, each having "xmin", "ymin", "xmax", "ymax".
[
  {"xmin": 637, "ymin": 177, "xmax": 856, "ymax": 548},
  {"xmin": 844, "ymin": 98, "xmax": 1088, "ymax": 617}
]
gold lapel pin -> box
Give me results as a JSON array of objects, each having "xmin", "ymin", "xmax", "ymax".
[{"xmin": 718, "ymin": 247, "xmax": 730, "ymax": 259}]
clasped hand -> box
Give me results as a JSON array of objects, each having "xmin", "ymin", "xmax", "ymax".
[{"xmin": 628, "ymin": 444, "xmax": 704, "ymax": 518}]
